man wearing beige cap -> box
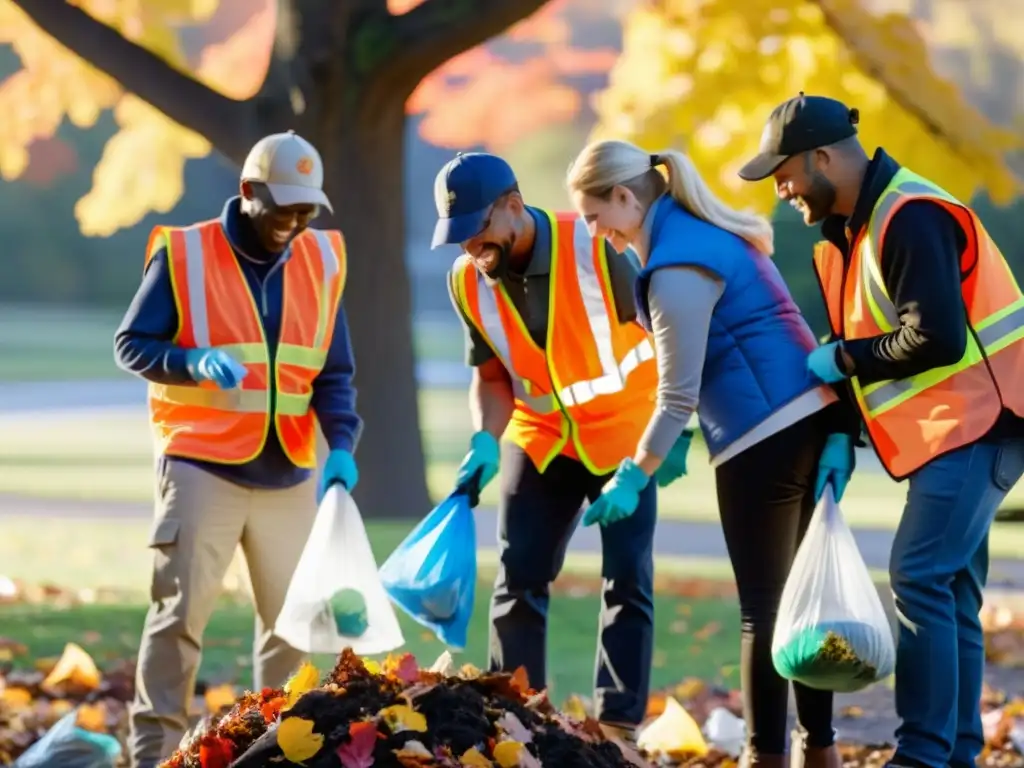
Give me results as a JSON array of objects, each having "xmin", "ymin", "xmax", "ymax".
[{"xmin": 114, "ymin": 131, "xmax": 362, "ymax": 767}]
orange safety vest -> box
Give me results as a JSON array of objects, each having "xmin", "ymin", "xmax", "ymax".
[
  {"xmin": 813, "ymin": 168, "xmax": 1024, "ymax": 479},
  {"xmin": 451, "ymin": 210, "xmax": 658, "ymax": 475},
  {"xmin": 143, "ymin": 219, "xmax": 347, "ymax": 469}
]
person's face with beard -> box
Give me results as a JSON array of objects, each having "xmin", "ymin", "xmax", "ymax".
[
  {"xmin": 771, "ymin": 150, "xmax": 838, "ymax": 225},
  {"xmin": 460, "ymin": 192, "xmax": 524, "ymax": 280}
]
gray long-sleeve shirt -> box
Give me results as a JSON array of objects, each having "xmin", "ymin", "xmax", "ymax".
[{"xmin": 637, "ymin": 266, "xmax": 724, "ymax": 458}]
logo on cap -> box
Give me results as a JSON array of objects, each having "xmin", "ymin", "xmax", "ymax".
[
  {"xmin": 444, "ymin": 189, "xmax": 457, "ymax": 216},
  {"xmin": 295, "ymin": 157, "xmax": 314, "ymax": 175}
]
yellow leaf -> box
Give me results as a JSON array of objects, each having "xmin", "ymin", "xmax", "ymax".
[
  {"xmin": 379, "ymin": 703, "xmax": 428, "ymax": 733},
  {"xmin": 284, "ymin": 661, "xmax": 320, "ymax": 709},
  {"xmin": 276, "ymin": 716, "xmax": 324, "ymax": 763},
  {"xmin": 493, "ymin": 741, "xmax": 526, "ymax": 768},
  {"xmin": 460, "ymin": 746, "xmax": 493, "ymax": 766},
  {"xmin": 591, "ymin": 0, "xmax": 1024, "ymax": 215},
  {"xmin": 204, "ymin": 683, "xmax": 237, "ymax": 713},
  {"xmin": 75, "ymin": 702, "xmax": 106, "ymax": 733},
  {"xmin": 363, "ymin": 659, "xmax": 382, "ymax": 675},
  {"xmin": 42, "ymin": 642, "xmax": 101, "ymax": 691},
  {"xmin": 1, "ymin": 687, "xmax": 32, "ymax": 710}
]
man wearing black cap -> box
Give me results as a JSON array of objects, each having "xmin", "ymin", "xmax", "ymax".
[
  {"xmin": 740, "ymin": 94, "xmax": 1024, "ymax": 768},
  {"xmin": 430, "ymin": 152, "xmax": 668, "ymax": 743}
]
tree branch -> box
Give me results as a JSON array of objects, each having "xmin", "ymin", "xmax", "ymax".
[
  {"xmin": 371, "ymin": 0, "xmax": 551, "ymax": 100},
  {"xmin": 9, "ymin": 0, "xmax": 258, "ymax": 163}
]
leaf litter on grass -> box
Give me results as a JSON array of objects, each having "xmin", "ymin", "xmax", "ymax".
[{"xmin": 6, "ymin": 579, "xmax": 1024, "ymax": 765}]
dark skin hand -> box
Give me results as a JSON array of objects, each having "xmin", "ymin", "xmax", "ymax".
[{"xmin": 240, "ymin": 179, "xmax": 319, "ymax": 254}]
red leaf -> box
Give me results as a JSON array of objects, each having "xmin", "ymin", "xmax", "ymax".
[
  {"xmin": 394, "ymin": 653, "xmax": 420, "ymax": 684},
  {"xmin": 336, "ymin": 720, "xmax": 378, "ymax": 768},
  {"xmin": 198, "ymin": 735, "xmax": 234, "ymax": 768}
]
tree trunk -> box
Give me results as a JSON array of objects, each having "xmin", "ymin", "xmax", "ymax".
[
  {"xmin": 317, "ymin": 103, "xmax": 432, "ymax": 520},
  {"xmin": 9, "ymin": 0, "xmax": 551, "ymax": 520}
]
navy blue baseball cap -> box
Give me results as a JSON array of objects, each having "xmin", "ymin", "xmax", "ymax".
[{"xmin": 431, "ymin": 152, "xmax": 519, "ymax": 249}]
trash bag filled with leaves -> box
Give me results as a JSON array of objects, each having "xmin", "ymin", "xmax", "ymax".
[
  {"xmin": 158, "ymin": 649, "xmax": 643, "ymax": 768},
  {"xmin": 771, "ymin": 490, "xmax": 895, "ymax": 693}
]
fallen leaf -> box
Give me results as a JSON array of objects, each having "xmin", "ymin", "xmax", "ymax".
[
  {"xmin": 364, "ymin": 659, "xmax": 383, "ymax": 675},
  {"xmin": 380, "ymin": 704, "xmax": 428, "ymax": 733},
  {"xmin": 204, "ymin": 683, "xmax": 237, "ymax": 713},
  {"xmin": 384, "ymin": 653, "xmax": 420, "ymax": 684},
  {"xmin": 284, "ymin": 662, "xmax": 319, "ymax": 709},
  {"xmin": 459, "ymin": 663, "xmax": 483, "ymax": 679},
  {"xmin": 510, "ymin": 666, "xmax": 531, "ymax": 694},
  {"xmin": 562, "ymin": 695, "xmax": 588, "ymax": 721},
  {"xmin": 260, "ymin": 695, "xmax": 286, "ymax": 723},
  {"xmin": 429, "ymin": 651, "xmax": 455, "ymax": 675},
  {"xmin": 839, "ymin": 705, "xmax": 864, "ymax": 719},
  {"xmin": 693, "ymin": 621, "xmax": 722, "ymax": 642},
  {"xmin": 493, "ymin": 741, "xmax": 527, "ymax": 767},
  {"xmin": 75, "ymin": 702, "xmax": 106, "ymax": 732},
  {"xmin": 496, "ymin": 712, "xmax": 533, "ymax": 744},
  {"xmin": 198, "ymin": 733, "xmax": 235, "ymax": 768},
  {"xmin": 1, "ymin": 687, "xmax": 33, "ymax": 709},
  {"xmin": 41, "ymin": 642, "xmax": 101, "ymax": 692},
  {"xmin": 336, "ymin": 720, "xmax": 378, "ymax": 768},
  {"xmin": 277, "ymin": 716, "xmax": 324, "ymax": 763},
  {"xmin": 460, "ymin": 747, "xmax": 492, "ymax": 766}
]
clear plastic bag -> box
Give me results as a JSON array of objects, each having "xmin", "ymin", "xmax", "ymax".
[
  {"xmin": 771, "ymin": 487, "xmax": 896, "ymax": 692},
  {"xmin": 273, "ymin": 485, "xmax": 405, "ymax": 655},
  {"xmin": 12, "ymin": 710, "xmax": 120, "ymax": 768},
  {"xmin": 378, "ymin": 487, "xmax": 477, "ymax": 650}
]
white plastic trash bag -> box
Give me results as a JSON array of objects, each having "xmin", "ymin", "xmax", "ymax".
[
  {"xmin": 771, "ymin": 486, "xmax": 895, "ymax": 692},
  {"xmin": 273, "ymin": 485, "xmax": 405, "ymax": 655}
]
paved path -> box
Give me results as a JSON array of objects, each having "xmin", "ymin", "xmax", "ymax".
[
  {"xmin": 5, "ymin": 492, "xmax": 1024, "ymax": 587},
  {"xmin": 2, "ymin": 379, "xmax": 1023, "ymax": 584}
]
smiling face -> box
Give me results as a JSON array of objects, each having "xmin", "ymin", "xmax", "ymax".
[
  {"xmin": 459, "ymin": 192, "xmax": 524, "ymax": 280},
  {"xmin": 770, "ymin": 151, "xmax": 838, "ymax": 225},
  {"xmin": 571, "ymin": 186, "xmax": 646, "ymax": 253},
  {"xmin": 240, "ymin": 181, "xmax": 319, "ymax": 254}
]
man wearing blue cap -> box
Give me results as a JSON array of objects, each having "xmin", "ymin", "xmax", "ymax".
[{"xmin": 432, "ymin": 152, "xmax": 687, "ymax": 742}]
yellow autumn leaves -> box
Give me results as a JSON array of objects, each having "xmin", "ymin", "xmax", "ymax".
[{"xmin": 593, "ymin": 0, "xmax": 1023, "ymax": 215}]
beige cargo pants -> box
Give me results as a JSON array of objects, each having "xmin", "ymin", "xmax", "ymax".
[{"xmin": 128, "ymin": 459, "xmax": 319, "ymax": 767}]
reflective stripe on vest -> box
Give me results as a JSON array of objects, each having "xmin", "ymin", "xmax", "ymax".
[
  {"xmin": 851, "ymin": 174, "xmax": 1024, "ymax": 418},
  {"xmin": 152, "ymin": 227, "xmax": 338, "ymax": 417},
  {"xmin": 469, "ymin": 217, "xmax": 654, "ymax": 409}
]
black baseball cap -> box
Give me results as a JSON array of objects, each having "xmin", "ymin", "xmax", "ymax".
[
  {"xmin": 738, "ymin": 93, "xmax": 860, "ymax": 181},
  {"xmin": 431, "ymin": 152, "xmax": 519, "ymax": 249}
]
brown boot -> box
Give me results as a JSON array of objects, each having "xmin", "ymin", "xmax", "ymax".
[{"xmin": 790, "ymin": 730, "xmax": 842, "ymax": 768}]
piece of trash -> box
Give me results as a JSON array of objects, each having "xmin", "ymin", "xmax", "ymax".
[{"xmin": 703, "ymin": 706, "xmax": 746, "ymax": 757}]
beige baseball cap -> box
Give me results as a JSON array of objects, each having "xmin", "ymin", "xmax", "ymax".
[{"xmin": 240, "ymin": 130, "xmax": 333, "ymax": 213}]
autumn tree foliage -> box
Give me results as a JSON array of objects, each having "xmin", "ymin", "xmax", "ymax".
[
  {"xmin": 0, "ymin": 0, "xmax": 555, "ymax": 519},
  {"xmin": 592, "ymin": 0, "xmax": 1024, "ymax": 216}
]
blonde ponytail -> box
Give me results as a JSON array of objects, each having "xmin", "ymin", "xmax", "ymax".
[
  {"xmin": 654, "ymin": 149, "xmax": 774, "ymax": 256},
  {"xmin": 567, "ymin": 140, "xmax": 774, "ymax": 256}
]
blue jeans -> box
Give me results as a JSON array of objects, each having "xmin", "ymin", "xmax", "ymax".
[{"xmin": 889, "ymin": 437, "xmax": 1024, "ymax": 768}]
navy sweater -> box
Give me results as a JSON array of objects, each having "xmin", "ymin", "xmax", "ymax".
[{"xmin": 113, "ymin": 197, "xmax": 363, "ymax": 489}]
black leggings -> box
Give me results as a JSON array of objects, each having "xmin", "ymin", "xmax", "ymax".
[{"xmin": 715, "ymin": 410, "xmax": 834, "ymax": 756}]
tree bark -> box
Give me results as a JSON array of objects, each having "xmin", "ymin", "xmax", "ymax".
[{"xmin": 10, "ymin": 0, "xmax": 551, "ymax": 518}]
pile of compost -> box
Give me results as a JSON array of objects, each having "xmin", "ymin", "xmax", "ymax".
[{"xmin": 158, "ymin": 649, "xmax": 644, "ymax": 768}]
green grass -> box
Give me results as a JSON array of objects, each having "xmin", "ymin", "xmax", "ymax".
[
  {"xmin": 0, "ymin": 305, "xmax": 465, "ymax": 381},
  {"xmin": 0, "ymin": 514, "xmax": 742, "ymax": 700}
]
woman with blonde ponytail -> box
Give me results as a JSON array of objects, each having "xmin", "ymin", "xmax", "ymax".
[{"xmin": 567, "ymin": 139, "xmax": 850, "ymax": 768}]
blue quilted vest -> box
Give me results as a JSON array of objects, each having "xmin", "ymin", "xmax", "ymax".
[{"xmin": 634, "ymin": 196, "xmax": 820, "ymax": 458}]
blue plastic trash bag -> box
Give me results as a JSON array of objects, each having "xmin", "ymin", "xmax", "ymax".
[
  {"xmin": 379, "ymin": 481, "xmax": 478, "ymax": 649},
  {"xmin": 13, "ymin": 709, "xmax": 121, "ymax": 768}
]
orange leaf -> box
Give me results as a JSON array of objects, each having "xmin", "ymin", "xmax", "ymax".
[{"xmin": 511, "ymin": 666, "xmax": 531, "ymax": 694}]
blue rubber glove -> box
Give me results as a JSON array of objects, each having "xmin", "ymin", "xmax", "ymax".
[
  {"xmin": 806, "ymin": 342, "xmax": 847, "ymax": 384},
  {"xmin": 319, "ymin": 448, "xmax": 358, "ymax": 500},
  {"xmin": 455, "ymin": 431, "xmax": 500, "ymax": 507},
  {"xmin": 582, "ymin": 458, "xmax": 650, "ymax": 528},
  {"xmin": 654, "ymin": 429, "xmax": 693, "ymax": 489},
  {"xmin": 184, "ymin": 348, "xmax": 248, "ymax": 390},
  {"xmin": 815, "ymin": 433, "xmax": 855, "ymax": 503}
]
